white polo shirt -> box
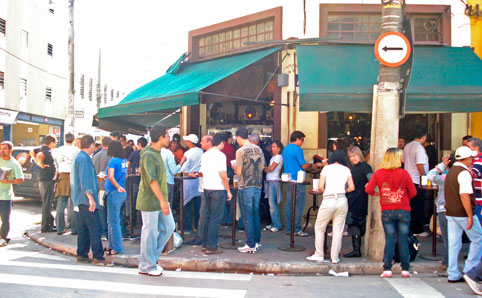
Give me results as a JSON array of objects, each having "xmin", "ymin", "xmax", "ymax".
[
  {"xmin": 403, "ymin": 140, "xmax": 428, "ymax": 185},
  {"xmin": 200, "ymin": 148, "xmax": 227, "ymax": 190}
]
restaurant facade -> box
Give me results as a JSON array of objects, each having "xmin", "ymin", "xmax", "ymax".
[{"xmin": 98, "ymin": 3, "xmax": 482, "ymax": 163}]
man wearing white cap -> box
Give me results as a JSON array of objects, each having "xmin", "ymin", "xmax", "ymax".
[
  {"xmin": 180, "ymin": 134, "xmax": 203, "ymax": 234},
  {"xmin": 445, "ymin": 146, "xmax": 482, "ymax": 283}
]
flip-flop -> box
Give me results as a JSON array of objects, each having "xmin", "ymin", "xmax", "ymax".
[{"xmin": 106, "ymin": 250, "xmax": 118, "ymax": 256}]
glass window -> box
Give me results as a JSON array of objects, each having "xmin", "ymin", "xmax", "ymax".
[
  {"xmin": 199, "ymin": 38, "xmax": 204, "ymax": 47},
  {"xmin": 257, "ymin": 33, "xmax": 265, "ymax": 42},
  {"xmin": 0, "ymin": 18, "xmax": 5, "ymax": 35},
  {"xmin": 206, "ymin": 36, "xmax": 212, "ymax": 45},
  {"xmin": 212, "ymin": 34, "xmax": 218, "ymax": 44},
  {"xmin": 0, "ymin": 71, "xmax": 4, "ymax": 89},
  {"xmin": 241, "ymin": 27, "xmax": 248, "ymax": 37},
  {"xmin": 249, "ymin": 25, "xmax": 256, "ymax": 35},
  {"xmin": 225, "ymin": 41, "xmax": 232, "ymax": 51},
  {"xmin": 45, "ymin": 87, "xmax": 52, "ymax": 101},
  {"xmin": 226, "ymin": 31, "xmax": 232, "ymax": 40},
  {"xmin": 219, "ymin": 32, "xmax": 225, "ymax": 42},
  {"xmin": 413, "ymin": 16, "xmax": 441, "ymax": 42},
  {"xmin": 241, "ymin": 37, "xmax": 248, "ymax": 47},
  {"xmin": 265, "ymin": 20, "xmax": 273, "ymax": 31},
  {"xmin": 257, "ymin": 23, "xmax": 265, "ymax": 33},
  {"xmin": 47, "ymin": 43, "xmax": 53, "ymax": 56},
  {"xmin": 20, "ymin": 78, "xmax": 27, "ymax": 96},
  {"xmin": 233, "ymin": 39, "xmax": 240, "ymax": 49}
]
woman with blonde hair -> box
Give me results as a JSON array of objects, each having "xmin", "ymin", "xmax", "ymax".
[
  {"xmin": 344, "ymin": 146, "xmax": 372, "ymax": 258},
  {"xmin": 365, "ymin": 148, "xmax": 417, "ymax": 278}
]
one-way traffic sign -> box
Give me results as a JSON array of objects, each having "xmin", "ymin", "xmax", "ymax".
[{"xmin": 374, "ymin": 32, "xmax": 411, "ymax": 67}]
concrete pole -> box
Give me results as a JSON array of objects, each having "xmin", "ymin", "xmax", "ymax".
[
  {"xmin": 364, "ymin": 0, "xmax": 403, "ymax": 261},
  {"xmin": 96, "ymin": 48, "xmax": 102, "ymax": 109},
  {"xmin": 67, "ymin": 0, "xmax": 75, "ymax": 132}
]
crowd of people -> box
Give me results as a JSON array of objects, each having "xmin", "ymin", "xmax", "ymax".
[{"xmin": 1, "ymin": 125, "xmax": 482, "ymax": 294}]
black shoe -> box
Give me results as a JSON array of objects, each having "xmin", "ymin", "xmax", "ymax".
[
  {"xmin": 41, "ymin": 227, "xmax": 57, "ymax": 233},
  {"xmin": 448, "ymin": 277, "xmax": 464, "ymax": 283},
  {"xmin": 344, "ymin": 250, "xmax": 361, "ymax": 258},
  {"xmin": 184, "ymin": 238, "xmax": 202, "ymax": 245},
  {"xmin": 71, "ymin": 232, "xmax": 78, "ymax": 235}
]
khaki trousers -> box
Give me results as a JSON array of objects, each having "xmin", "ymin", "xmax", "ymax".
[{"xmin": 314, "ymin": 196, "xmax": 348, "ymax": 261}]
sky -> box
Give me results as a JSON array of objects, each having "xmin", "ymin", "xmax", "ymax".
[
  {"xmin": 72, "ymin": 0, "xmax": 469, "ymax": 95},
  {"xmin": 74, "ymin": 0, "xmax": 304, "ymax": 94}
]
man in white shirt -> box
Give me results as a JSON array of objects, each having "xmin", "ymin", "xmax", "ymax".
[
  {"xmin": 198, "ymin": 133, "xmax": 232, "ymax": 254},
  {"xmin": 180, "ymin": 134, "xmax": 203, "ymax": 233},
  {"xmin": 403, "ymin": 129, "xmax": 429, "ymax": 236},
  {"xmin": 445, "ymin": 146, "xmax": 482, "ymax": 283},
  {"xmin": 52, "ymin": 132, "xmax": 80, "ymax": 235}
]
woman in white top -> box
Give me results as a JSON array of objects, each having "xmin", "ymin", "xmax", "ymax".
[
  {"xmin": 307, "ymin": 150, "xmax": 354, "ymax": 264},
  {"xmin": 264, "ymin": 141, "xmax": 284, "ymax": 232}
]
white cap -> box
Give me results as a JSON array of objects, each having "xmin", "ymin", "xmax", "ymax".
[
  {"xmin": 455, "ymin": 146, "xmax": 477, "ymax": 160},
  {"xmin": 183, "ymin": 134, "xmax": 199, "ymax": 144}
]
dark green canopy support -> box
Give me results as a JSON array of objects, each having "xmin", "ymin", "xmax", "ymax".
[{"xmin": 297, "ymin": 44, "xmax": 482, "ymax": 113}]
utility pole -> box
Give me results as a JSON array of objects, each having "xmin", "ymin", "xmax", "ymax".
[
  {"xmin": 67, "ymin": 0, "xmax": 75, "ymax": 132},
  {"xmin": 96, "ymin": 48, "xmax": 102, "ymax": 109},
  {"xmin": 364, "ymin": 0, "xmax": 405, "ymax": 261}
]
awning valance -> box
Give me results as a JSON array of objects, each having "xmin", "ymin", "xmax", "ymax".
[
  {"xmin": 296, "ymin": 44, "xmax": 482, "ymax": 113},
  {"xmin": 97, "ymin": 47, "xmax": 280, "ymax": 132}
]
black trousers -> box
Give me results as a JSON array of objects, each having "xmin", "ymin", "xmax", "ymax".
[
  {"xmin": 39, "ymin": 180, "xmax": 55, "ymax": 231},
  {"xmin": 409, "ymin": 187, "xmax": 425, "ymax": 234}
]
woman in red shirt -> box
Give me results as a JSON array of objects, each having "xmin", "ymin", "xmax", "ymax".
[{"xmin": 365, "ymin": 148, "xmax": 417, "ymax": 278}]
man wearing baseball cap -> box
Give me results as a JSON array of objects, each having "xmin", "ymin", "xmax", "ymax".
[
  {"xmin": 180, "ymin": 134, "xmax": 203, "ymax": 234},
  {"xmin": 445, "ymin": 146, "xmax": 482, "ymax": 283}
]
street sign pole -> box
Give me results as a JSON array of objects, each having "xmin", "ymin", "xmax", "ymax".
[{"xmin": 365, "ymin": 0, "xmax": 407, "ymax": 262}]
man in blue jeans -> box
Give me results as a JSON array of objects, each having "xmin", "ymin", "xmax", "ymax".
[
  {"xmin": 235, "ymin": 128, "xmax": 265, "ymax": 253},
  {"xmin": 282, "ymin": 131, "xmax": 314, "ymax": 237},
  {"xmin": 199, "ymin": 133, "xmax": 232, "ymax": 254},
  {"xmin": 137, "ymin": 125, "xmax": 175, "ymax": 276},
  {"xmin": 445, "ymin": 146, "xmax": 482, "ymax": 283},
  {"xmin": 71, "ymin": 135, "xmax": 113, "ymax": 266}
]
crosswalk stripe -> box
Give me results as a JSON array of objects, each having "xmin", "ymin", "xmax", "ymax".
[
  {"xmin": 0, "ymin": 260, "xmax": 252, "ymax": 281},
  {"xmin": 386, "ymin": 277, "xmax": 445, "ymax": 298},
  {"xmin": 0, "ymin": 273, "xmax": 247, "ymax": 298}
]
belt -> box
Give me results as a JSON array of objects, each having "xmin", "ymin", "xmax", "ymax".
[{"xmin": 323, "ymin": 193, "xmax": 346, "ymax": 199}]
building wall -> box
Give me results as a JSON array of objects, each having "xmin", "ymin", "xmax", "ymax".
[{"xmin": 2, "ymin": 0, "xmax": 67, "ymax": 120}]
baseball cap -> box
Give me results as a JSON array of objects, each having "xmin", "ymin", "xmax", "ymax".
[
  {"xmin": 235, "ymin": 127, "xmax": 249, "ymax": 139},
  {"xmin": 183, "ymin": 134, "xmax": 199, "ymax": 144},
  {"xmin": 172, "ymin": 133, "xmax": 181, "ymax": 143},
  {"xmin": 455, "ymin": 146, "xmax": 477, "ymax": 160}
]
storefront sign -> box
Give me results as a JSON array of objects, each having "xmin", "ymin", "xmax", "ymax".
[
  {"xmin": 374, "ymin": 32, "xmax": 411, "ymax": 67},
  {"xmin": 0, "ymin": 109, "xmax": 18, "ymax": 125},
  {"xmin": 75, "ymin": 110, "xmax": 84, "ymax": 118}
]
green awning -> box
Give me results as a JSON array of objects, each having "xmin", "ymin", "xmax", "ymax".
[
  {"xmin": 297, "ymin": 44, "xmax": 482, "ymax": 112},
  {"xmin": 97, "ymin": 47, "xmax": 280, "ymax": 130}
]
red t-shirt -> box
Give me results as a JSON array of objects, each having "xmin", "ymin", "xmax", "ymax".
[
  {"xmin": 221, "ymin": 143, "xmax": 236, "ymax": 168},
  {"xmin": 365, "ymin": 168, "xmax": 417, "ymax": 212}
]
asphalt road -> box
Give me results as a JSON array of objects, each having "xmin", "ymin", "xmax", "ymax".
[{"xmin": 0, "ymin": 197, "xmax": 477, "ymax": 298}]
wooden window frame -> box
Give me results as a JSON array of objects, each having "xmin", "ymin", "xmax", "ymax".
[
  {"xmin": 189, "ymin": 7, "xmax": 282, "ymax": 61},
  {"xmin": 319, "ymin": 4, "xmax": 451, "ymax": 45}
]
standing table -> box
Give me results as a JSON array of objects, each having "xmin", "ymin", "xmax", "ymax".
[
  {"xmin": 220, "ymin": 187, "xmax": 239, "ymax": 250},
  {"xmin": 278, "ymin": 180, "xmax": 310, "ymax": 252},
  {"xmin": 127, "ymin": 173, "xmax": 140, "ymax": 236},
  {"xmin": 174, "ymin": 175, "xmax": 196, "ymax": 239},
  {"xmin": 418, "ymin": 184, "xmax": 441, "ymax": 261}
]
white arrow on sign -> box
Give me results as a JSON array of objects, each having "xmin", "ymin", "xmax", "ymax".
[{"xmin": 374, "ymin": 32, "xmax": 411, "ymax": 67}]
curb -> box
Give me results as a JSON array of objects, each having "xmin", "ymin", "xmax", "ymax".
[{"xmin": 25, "ymin": 229, "xmax": 443, "ymax": 276}]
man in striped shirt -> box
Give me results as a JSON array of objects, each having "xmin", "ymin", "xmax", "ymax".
[{"xmin": 467, "ymin": 138, "xmax": 482, "ymax": 223}]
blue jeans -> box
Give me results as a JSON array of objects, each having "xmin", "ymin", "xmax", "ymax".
[
  {"xmin": 200, "ymin": 190, "xmax": 226, "ymax": 251},
  {"xmin": 438, "ymin": 212, "xmax": 449, "ymax": 266},
  {"xmin": 184, "ymin": 196, "xmax": 201, "ymax": 233},
  {"xmin": 56, "ymin": 196, "xmax": 69, "ymax": 233},
  {"xmin": 447, "ymin": 215, "xmax": 482, "ymax": 281},
  {"xmin": 238, "ymin": 187, "xmax": 262, "ymax": 248},
  {"xmin": 285, "ymin": 184, "xmax": 306, "ymax": 233},
  {"xmin": 0, "ymin": 200, "xmax": 12, "ymax": 239},
  {"xmin": 475, "ymin": 204, "xmax": 482, "ymax": 225},
  {"xmin": 77, "ymin": 205, "xmax": 105, "ymax": 260},
  {"xmin": 381, "ymin": 210, "xmax": 411, "ymax": 271},
  {"xmin": 267, "ymin": 181, "xmax": 282, "ymax": 229},
  {"xmin": 138, "ymin": 209, "xmax": 175, "ymax": 273},
  {"xmin": 107, "ymin": 191, "xmax": 127, "ymax": 253}
]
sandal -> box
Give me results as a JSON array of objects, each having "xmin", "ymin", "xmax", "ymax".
[
  {"xmin": 380, "ymin": 271, "xmax": 393, "ymax": 278},
  {"xmin": 106, "ymin": 249, "xmax": 118, "ymax": 256}
]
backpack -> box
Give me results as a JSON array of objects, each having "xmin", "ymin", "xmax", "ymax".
[{"xmin": 393, "ymin": 233, "xmax": 419, "ymax": 262}]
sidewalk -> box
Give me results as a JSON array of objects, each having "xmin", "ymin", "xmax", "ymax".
[{"xmin": 25, "ymin": 225, "xmax": 459, "ymax": 275}]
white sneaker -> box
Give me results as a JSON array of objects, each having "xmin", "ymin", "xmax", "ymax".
[
  {"xmin": 0, "ymin": 239, "xmax": 6, "ymax": 247},
  {"xmin": 270, "ymin": 227, "xmax": 280, "ymax": 232},
  {"xmin": 255, "ymin": 243, "xmax": 262, "ymax": 250},
  {"xmin": 265, "ymin": 225, "xmax": 272, "ymax": 229},
  {"xmin": 294, "ymin": 231, "xmax": 309, "ymax": 237},
  {"xmin": 147, "ymin": 265, "xmax": 164, "ymax": 276},
  {"xmin": 414, "ymin": 232, "xmax": 429, "ymax": 237},
  {"xmin": 331, "ymin": 259, "xmax": 340, "ymax": 264},
  {"xmin": 306, "ymin": 254, "xmax": 326, "ymax": 262},
  {"xmin": 464, "ymin": 274, "xmax": 482, "ymax": 295},
  {"xmin": 238, "ymin": 244, "xmax": 257, "ymax": 254}
]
